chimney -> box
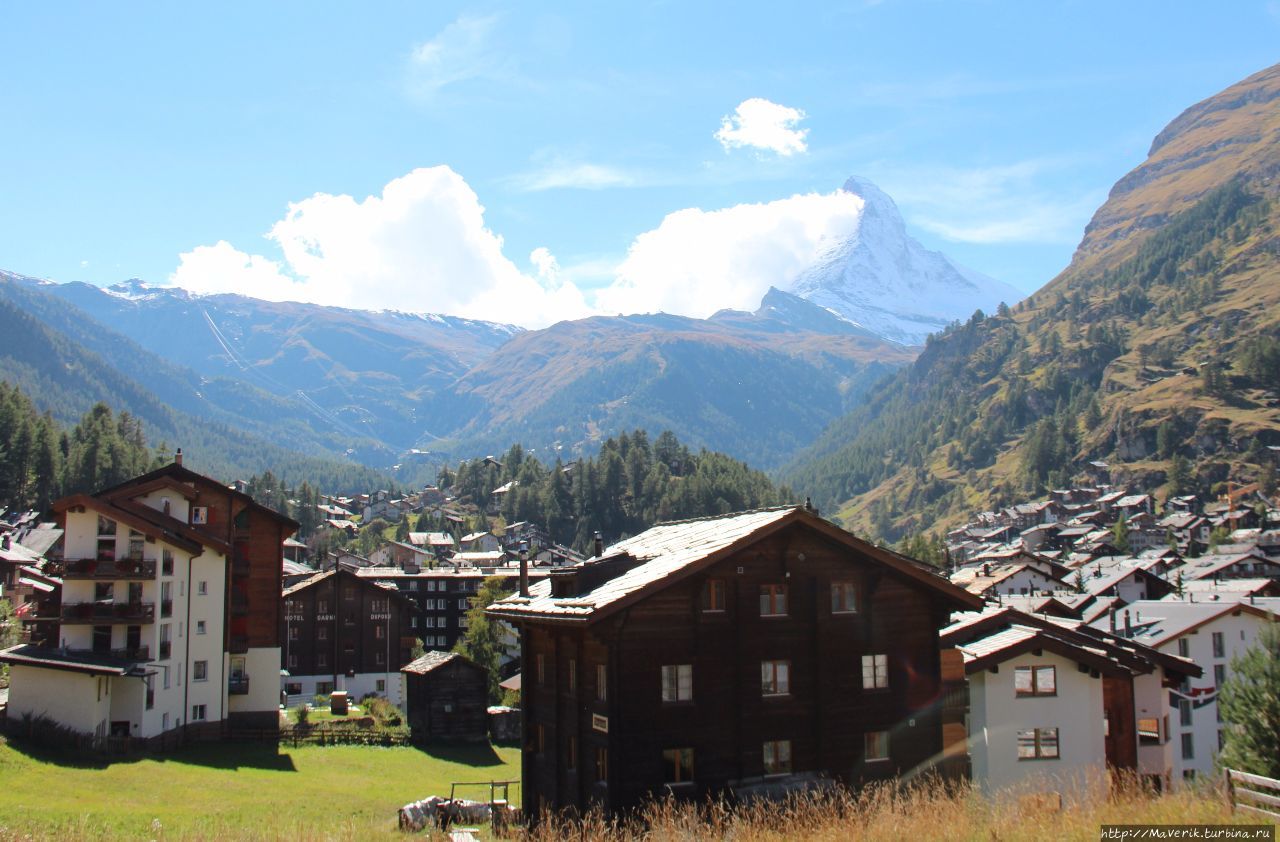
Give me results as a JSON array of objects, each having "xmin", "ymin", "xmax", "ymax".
[
  {"xmin": 1123, "ymin": 609, "xmax": 1132, "ymax": 638},
  {"xmin": 518, "ymin": 541, "xmax": 529, "ymax": 598},
  {"xmin": 175, "ymin": 448, "xmax": 183, "ymax": 466},
  {"xmin": 982, "ymin": 563, "xmax": 991, "ymax": 576},
  {"xmin": 1109, "ymin": 606, "xmax": 1117, "ymax": 635},
  {"xmin": 594, "ymin": 532, "xmax": 604, "ymax": 559},
  {"xmin": 1, "ymin": 534, "xmax": 9, "ymax": 550}
]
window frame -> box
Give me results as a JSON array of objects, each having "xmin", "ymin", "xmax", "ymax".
[
  {"xmin": 762, "ymin": 739, "xmax": 792, "ymax": 776},
  {"xmin": 193, "ymin": 660, "xmax": 208, "ymax": 682},
  {"xmin": 661, "ymin": 664, "xmax": 693, "ymax": 703},
  {"xmin": 831, "ymin": 581, "xmax": 858, "ymax": 614},
  {"xmin": 862, "ymin": 653, "xmax": 889, "ymax": 691},
  {"xmin": 759, "ymin": 584, "xmax": 788, "ymax": 617},
  {"xmin": 702, "ymin": 578, "xmax": 726, "ymax": 613},
  {"xmin": 761, "ymin": 660, "xmax": 791, "ymax": 697},
  {"xmin": 1014, "ymin": 665, "xmax": 1057, "ymax": 697},
  {"xmin": 1017, "ymin": 727, "xmax": 1060, "ymax": 760},
  {"xmin": 864, "ymin": 730, "xmax": 890, "ymax": 762},
  {"xmin": 662, "ymin": 747, "xmax": 695, "ymax": 785}
]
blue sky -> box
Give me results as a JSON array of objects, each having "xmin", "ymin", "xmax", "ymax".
[{"xmin": 2, "ymin": 3, "xmax": 1277, "ymax": 326}]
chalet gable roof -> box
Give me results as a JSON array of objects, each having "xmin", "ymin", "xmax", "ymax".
[
  {"xmin": 401, "ymin": 650, "xmax": 484, "ymax": 676},
  {"xmin": 488, "ymin": 506, "xmax": 982, "ymax": 624},
  {"xmin": 54, "ymin": 494, "xmax": 211, "ymax": 556}
]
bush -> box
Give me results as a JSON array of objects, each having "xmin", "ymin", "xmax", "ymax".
[
  {"xmin": 293, "ymin": 704, "xmax": 310, "ymax": 726},
  {"xmin": 312, "ymin": 694, "xmax": 330, "ymax": 708}
]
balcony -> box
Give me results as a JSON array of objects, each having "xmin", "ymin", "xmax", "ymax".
[
  {"xmin": 228, "ymin": 676, "xmax": 250, "ymax": 695},
  {"xmin": 232, "ymin": 552, "xmax": 251, "ymax": 575},
  {"xmin": 60, "ymin": 601, "xmax": 155, "ymax": 624},
  {"xmin": 60, "ymin": 558, "xmax": 157, "ymax": 580},
  {"xmin": 63, "ymin": 645, "xmax": 151, "ymax": 662},
  {"xmin": 230, "ymin": 591, "xmax": 250, "ymax": 614},
  {"xmin": 229, "ymin": 634, "xmax": 249, "ymax": 654}
]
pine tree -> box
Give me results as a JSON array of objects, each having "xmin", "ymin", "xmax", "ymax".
[
  {"xmin": 453, "ymin": 576, "xmax": 514, "ymax": 704},
  {"xmin": 1217, "ymin": 622, "xmax": 1280, "ymax": 778}
]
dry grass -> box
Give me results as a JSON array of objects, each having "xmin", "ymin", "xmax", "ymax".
[{"xmin": 527, "ymin": 776, "xmax": 1253, "ymax": 842}]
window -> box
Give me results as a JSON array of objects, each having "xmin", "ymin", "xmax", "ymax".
[
  {"xmin": 536, "ymin": 653, "xmax": 546, "ymax": 684},
  {"xmin": 595, "ymin": 747, "xmax": 608, "ymax": 782},
  {"xmin": 344, "ymin": 586, "xmax": 355, "ymax": 601},
  {"xmin": 376, "ymin": 679, "xmax": 386, "ymax": 692},
  {"xmin": 197, "ymin": 580, "xmax": 207, "ymax": 596},
  {"xmin": 95, "ymin": 581, "xmax": 114, "ymax": 602},
  {"xmin": 410, "ymin": 616, "xmax": 417, "ymax": 629},
  {"xmin": 1138, "ymin": 718, "xmax": 1161, "ymax": 745},
  {"xmin": 702, "ymin": 579, "xmax": 726, "ymax": 612},
  {"xmin": 191, "ymin": 704, "xmax": 207, "ymax": 722},
  {"xmin": 459, "ymin": 617, "xmax": 469, "ymax": 629},
  {"xmin": 862, "ymin": 654, "xmax": 889, "ymax": 690},
  {"xmin": 762, "ymin": 740, "xmax": 792, "ymax": 775},
  {"xmin": 761, "ymin": 660, "xmax": 790, "ymax": 696},
  {"xmin": 662, "ymin": 748, "xmax": 695, "ymax": 784},
  {"xmin": 759, "ymin": 585, "xmax": 787, "ymax": 617},
  {"xmin": 427, "ymin": 580, "xmax": 438, "ymax": 592},
  {"xmin": 567, "ymin": 736, "xmax": 577, "ymax": 771},
  {"xmin": 1017, "ymin": 727, "xmax": 1060, "ymax": 759},
  {"xmin": 193, "ymin": 660, "xmax": 208, "ymax": 681},
  {"xmin": 287, "ymin": 653, "xmax": 298, "ymax": 669},
  {"xmin": 1214, "ymin": 664, "xmax": 1226, "ymax": 686},
  {"xmin": 196, "ymin": 620, "xmax": 206, "ymax": 635},
  {"xmin": 317, "ymin": 598, "xmax": 329, "ymax": 613},
  {"xmin": 662, "ymin": 664, "xmax": 693, "ymax": 702},
  {"xmin": 458, "ymin": 598, "xmax": 469, "ymax": 609},
  {"xmin": 160, "ymin": 581, "xmax": 173, "ymax": 617},
  {"xmin": 317, "ymin": 681, "xmax": 333, "ymax": 695},
  {"xmin": 1177, "ymin": 638, "xmax": 1190, "ymax": 658},
  {"xmin": 317, "ymin": 653, "xmax": 328, "ymax": 669},
  {"xmin": 289, "ymin": 626, "xmax": 300, "ymax": 641},
  {"xmin": 568, "ymin": 659, "xmax": 577, "ymax": 693},
  {"xmin": 161, "ymin": 550, "xmax": 174, "ymax": 576},
  {"xmin": 375, "ymin": 625, "xmax": 385, "ymax": 640},
  {"xmin": 831, "ymin": 582, "xmax": 857, "ymax": 614},
  {"xmin": 317, "ymin": 625, "xmax": 329, "ymax": 640},
  {"xmin": 1181, "ymin": 733, "xmax": 1194, "ymax": 760},
  {"xmin": 159, "ymin": 624, "xmax": 172, "ymax": 659},
  {"xmin": 865, "ymin": 731, "xmax": 890, "ymax": 762},
  {"xmin": 408, "ymin": 580, "xmax": 418, "ymax": 591},
  {"xmin": 1014, "ymin": 665, "xmax": 1057, "ymax": 697},
  {"xmin": 1212, "ymin": 632, "xmax": 1225, "ymax": 659},
  {"xmin": 596, "ymin": 664, "xmax": 607, "ymax": 702},
  {"xmin": 1179, "ymin": 698, "xmax": 1192, "ymax": 727}
]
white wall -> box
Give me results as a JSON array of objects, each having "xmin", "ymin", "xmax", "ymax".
[
  {"xmin": 1159, "ymin": 609, "xmax": 1275, "ymax": 783},
  {"xmin": 7, "ymin": 665, "xmax": 114, "ymax": 737},
  {"xmin": 227, "ymin": 647, "xmax": 284, "ymax": 716},
  {"xmin": 968, "ymin": 650, "xmax": 1107, "ymax": 801}
]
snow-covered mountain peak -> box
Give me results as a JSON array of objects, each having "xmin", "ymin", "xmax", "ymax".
[{"xmin": 788, "ymin": 176, "xmax": 1024, "ymax": 345}]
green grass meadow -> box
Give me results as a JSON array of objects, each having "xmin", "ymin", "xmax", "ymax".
[{"xmin": 0, "ymin": 736, "xmax": 520, "ymax": 841}]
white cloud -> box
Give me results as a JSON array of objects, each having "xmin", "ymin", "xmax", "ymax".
[
  {"xmin": 408, "ymin": 14, "xmax": 509, "ymax": 97},
  {"xmin": 880, "ymin": 160, "xmax": 1103, "ymax": 245},
  {"xmin": 715, "ymin": 98, "xmax": 809, "ymax": 157},
  {"xmin": 170, "ymin": 167, "xmax": 592, "ymax": 329},
  {"xmin": 510, "ymin": 161, "xmax": 638, "ymax": 192},
  {"xmin": 595, "ymin": 190, "xmax": 864, "ymax": 319},
  {"xmin": 529, "ymin": 247, "xmax": 561, "ymax": 285}
]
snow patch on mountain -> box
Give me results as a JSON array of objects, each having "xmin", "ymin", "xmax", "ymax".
[{"xmin": 787, "ymin": 177, "xmax": 1024, "ymax": 345}]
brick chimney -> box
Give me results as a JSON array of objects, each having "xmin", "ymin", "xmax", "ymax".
[{"xmin": 175, "ymin": 448, "xmax": 183, "ymax": 466}]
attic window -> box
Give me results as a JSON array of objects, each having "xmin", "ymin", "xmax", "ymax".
[{"xmin": 1015, "ymin": 666, "xmax": 1056, "ymax": 697}]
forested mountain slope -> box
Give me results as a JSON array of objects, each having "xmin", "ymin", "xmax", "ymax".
[{"xmin": 785, "ymin": 63, "xmax": 1280, "ymax": 540}]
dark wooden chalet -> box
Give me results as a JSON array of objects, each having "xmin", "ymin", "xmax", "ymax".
[
  {"xmin": 487, "ymin": 506, "xmax": 984, "ymax": 819},
  {"xmin": 401, "ymin": 650, "xmax": 489, "ymax": 743},
  {"xmin": 282, "ymin": 568, "xmax": 415, "ymax": 698}
]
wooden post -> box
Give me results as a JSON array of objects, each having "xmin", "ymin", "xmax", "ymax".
[{"xmin": 1225, "ymin": 767, "xmax": 1234, "ymax": 813}]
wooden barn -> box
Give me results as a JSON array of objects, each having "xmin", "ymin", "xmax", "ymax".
[
  {"xmin": 401, "ymin": 651, "xmax": 489, "ymax": 743},
  {"xmin": 487, "ymin": 505, "xmax": 984, "ymax": 820}
]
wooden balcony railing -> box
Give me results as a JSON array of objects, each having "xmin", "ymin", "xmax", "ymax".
[
  {"xmin": 228, "ymin": 676, "xmax": 250, "ymax": 695},
  {"xmin": 65, "ymin": 645, "xmax": 151, "ymax": 661},
  {"xmin": 60, "ymin": 601, "xmax": 155, "ymax": 624},
  {"xmin": 59, "ymin": 558, "xmax": 157, "ymax": 580}
]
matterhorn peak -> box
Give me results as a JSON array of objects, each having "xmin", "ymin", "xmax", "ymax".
[{"xmin": 788, "ymin": 176, "xmax": 1023, "ymax": 345}]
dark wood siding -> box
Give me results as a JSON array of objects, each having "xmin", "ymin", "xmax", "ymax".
[
  {"xmin": 405, "ymin": 660, "xmax": 488, "ymax": 742},
  {"xmin": 520, "ymin": 522, "xmax": 954, "ymax": 818}
]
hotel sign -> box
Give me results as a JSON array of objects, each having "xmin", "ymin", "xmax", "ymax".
[{"xmin": 592, "ymin": 714, "xmax": 608, "ymax": 734}]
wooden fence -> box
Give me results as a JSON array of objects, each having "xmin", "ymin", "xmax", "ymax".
[
  {"xmin": 235, "ymin": 726, "xmax": 414, "ymax": 748},
  {"xmin": 1225, "ymin": 768, "xmax": 1280, "ymax": 820}
]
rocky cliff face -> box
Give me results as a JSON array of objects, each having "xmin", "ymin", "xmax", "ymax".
[{"xmin": 788, "ymin": 177, "xmax": 1025, "ymax": 345}]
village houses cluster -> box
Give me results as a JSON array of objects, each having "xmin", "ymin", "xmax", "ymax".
[{"xmin": 1, "ymin": 453, "xmax": 1277, "ymax": 814}]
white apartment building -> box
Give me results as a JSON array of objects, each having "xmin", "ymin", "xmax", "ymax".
[{"xmin": 1, "ymin": 458, "xmax": 296, "ymax": 747}]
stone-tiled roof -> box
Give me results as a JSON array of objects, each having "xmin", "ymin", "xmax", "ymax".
[{"xmin": 489, "ymin": 506, "xmax": 980, "ymax": 624}]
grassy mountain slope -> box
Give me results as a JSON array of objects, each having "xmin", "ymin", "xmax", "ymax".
[
  {"xmin": 437, "ymin": 308, "xmax": 914, "ymax": 470},
  {"xmin": 785, "ymin": 63, "xmax": 1280, "ymax": 539},
  {"xmin": 0, "ymin": 285, "xmax": 390, "ymax": 491}
]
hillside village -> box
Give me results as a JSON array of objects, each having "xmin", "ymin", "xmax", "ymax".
[{"xmin": 0, "ymin": 447, "xmax": 1277, "ymax": 826}]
